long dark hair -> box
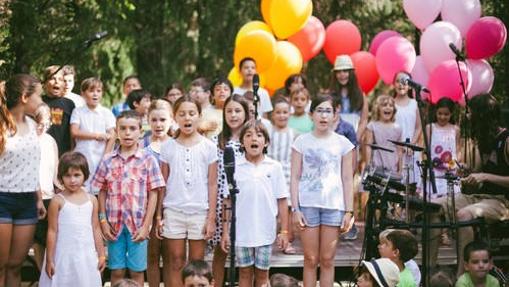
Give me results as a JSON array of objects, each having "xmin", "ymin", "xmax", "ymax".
[
  {"xmin": 218, "ymin": 94, "xmax": 249, "ymax": 150},
  {"xmin": 329, "ymin": 70, "xmax": 363, "ymax": 112},
  {"xmin": 469, "ymin": 93, "xmax": 502, "ymax": 154}
]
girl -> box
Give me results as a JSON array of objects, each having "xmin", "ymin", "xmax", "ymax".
[
  {"xmin": 143, "ymin": 99, "xmax": 173, "ymax": 287},
  {"xmin": 211, "ymin": 94, "xmax": 249, "ymax": 286},
  {"xmin": 357, "ymin": 259, "xmax": 400, "ymax": 287},
  {"xmin": 0, "ymin": 74, "xmax": 46, "ymax": 286},
  {"xmin": 158, "ymin": 95, "xmax": 218, "ymax": 287},
  {"xmin": 288, "ymin": 88, "xmax": 313, "ymax": 134},
  {"xmin": 365, "ymin": 95, "xmax": 402, "ymax": 175},
  {"xmin": 163, "ymin": 82, "xmax": 184, "ymax": 105},
  {"xmin": 207, "ymin": 76, "xmax": 234, "ymax": 139},
  {"xmin": 267, "ymin": 96, "xmax": 297, "ymax": 254},
  {"xmin": 290, "ymin": 95, "xmax": 354, "ymax": 287},
  {"xmin": 39, "ymin": 152, "xmax": 105, "ymax": 286}
]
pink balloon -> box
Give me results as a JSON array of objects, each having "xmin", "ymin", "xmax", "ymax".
[
  {"xmin": 288, "ymin": 16, "xmax": 326, "ymax": 62},
  {"xmin": 376, "ymin": 37, "xmax": 416, "ymax": 84},
  {"xmin": 403, "ymin": 0, "xmax": 442, "ymax": 30},
  {"xmin": 369, "ymin": 30, "xmax": 402, "ymax": 56},
  {"xmin": 420, "ymin": 21, "xmax": 462, "ymax": 73},
  {"xmin": 411, "ymin": 56, "xmax": 429, "ymax": 86},
  {"xmin": 428, "ymin": 60, "xmax": 472, "ymax": 104},
  {"xmin": 466, "ymin": 16, "xmax": 507, "ymax": 60},
  {"xmin": 441, "ymin": 0, "xmax": 481, "ymax": 37},
  {"xmin": 323, "ymin": 20, "xmax": 362, "ymax": 64},
  {"xmin": 466, "ymin": 59, "xmax": 494, "ymax": 98}
]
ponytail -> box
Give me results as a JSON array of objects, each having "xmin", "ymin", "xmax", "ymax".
[{"xmin": 0, "ymin": 81, "xmax": 15, "ymax": 154}]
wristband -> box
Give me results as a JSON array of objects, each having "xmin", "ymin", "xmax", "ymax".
[
  {"xmin": 279, "ymin": 230, "xmax": 288, "ymax": 235},
  {"xmin": 345, "ymin": 211, "xmax": 354, "ymax": 216},
  {"xmin": 99, "ymin": 256, "xmax": 106, "ymax": 261},
  {"xmin": 99, "ymin": 213, "xmax": 106, "ymax": 221},
  {"xmin": 290, "ymin": 207, "xmax": 300, "ymax": 213}
]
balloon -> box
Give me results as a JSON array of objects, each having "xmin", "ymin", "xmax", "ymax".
[
  {"xmin": 466, "ymin": 59, "xmax": 494, "ymax": 98},
  {"xmin": 263, "ymin": 41, "xmax": 303, "ymax": 91},
  {"xmin": 466, "ymin": 16, "xmax": 507, "ymax": 60},
  {"xmin": 228, "ymin": 67, "xmax": 243, "ymax": 87},
  {"xmin": 269, "ymin": 0, "xmax": 312, "ymax": 39},
  {"xmin": 288, "ymin": 16, "xmax": 326, "ymax": 62},
  {"xmin": 441, "ymin": 0, "xmax": 481, "ymax": 37},
  {"xmin": 403, "ymin": 0, "xmax": 442, "ymax": 30},
  {"xmin": 235, "ymin": 21, "xmax": 272, "ymax": 46},
  {"xmin": 369, "ymin": 30, "xmax": 402, "ymax": 56},
  {"xmin": 261, "ymin": 0, "xmax": 272, "ymax": 27},
  {"xmin": 410, "ymin": 56, "xmax": 429, "ymax": 87},
  {"xmin": 233, "ymin": 30, "xmax": 276, "ymax": 73},
  {"xmin": 350, "ymin": 51, "xmax": 379, "ymax": 94},
  {"xmin": 420, "ymin": 21, "xmax": 462, "ymax": 73},
  {"xmin": 323, "ymin": 20, "xmax": 362, "ymax": 64},
  {"xmin": 428, "ymin": 60, "xmax": 471, "ymax": 104},
  {"xmin": 375, "ymin": 36, "xmax": 416, "ymax": 84}
]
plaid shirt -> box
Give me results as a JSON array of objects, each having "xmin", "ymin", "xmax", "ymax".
[{"xmin": 92, "ymin": 148, "xmax": 165, "ymax": 239}]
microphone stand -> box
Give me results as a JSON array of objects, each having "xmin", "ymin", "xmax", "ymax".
[
  {"xmin": 253, "ymin": 86, "xmax": 260, "ymax": 120},
  {"xmin": 227, "ymin": 178, "xmax": 239, "ymax": 286},
  {"xmin": 453, "ymin": 54, "xmax": 472, "ymax": 166}
]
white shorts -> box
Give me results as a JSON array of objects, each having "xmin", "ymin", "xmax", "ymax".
[{"xmin": 162, "ymin": 208, "xmax": 207, "ymax": 240}]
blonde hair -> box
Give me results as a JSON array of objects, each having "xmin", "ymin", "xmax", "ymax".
[
  {"xmin": 149, "ymin": 99, "xmax": 172, "ymax": 115},
  {"xmin": 372, "ymin": 94, "xmax": 397, "ymax": 122},
  {"xmin": 80, "ymin": 77, "xmax": 103, "ymax": 93},
  {"xmin": 43, "ymin": 65, "xmax": 62, "ymax": 83}
]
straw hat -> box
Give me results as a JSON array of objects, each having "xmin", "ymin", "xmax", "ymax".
[
  {"xmin": 333, "ymin": 55, "xmax": 354, "ymax": 71},
  {"xmin": 361, "ymin": 258, "xmax": 400, "ymax": 287}
]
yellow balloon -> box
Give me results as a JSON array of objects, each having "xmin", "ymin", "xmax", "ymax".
[
  {"xmin": 235, "ymin": 21, "xmax": 272, "ymax": 46},
  {"xmin": 264, "ymin": 41, "xmax": 303, "ymax": 91},
  {"xmin": 270, "ymin": 0, "xmax": 313, "ymax": 39},
  {"xmin": 227, "ymin": 67, "xmax": 243, "ymax": 87},
  {"xmin": 233, "ymin": 30, "xmax": 276, "ymax": 73},
  {"xmin": 261, "ymin": 0, "xmax": 272, "ymax": 27}
]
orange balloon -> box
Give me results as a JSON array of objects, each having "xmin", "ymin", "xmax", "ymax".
[
  {"xmin": 264, "ymin": 41, "xmax": 303, "ymax": 91},
  {"xmin": 234, "ymin": 30, "xmax": 276, "ymax": 73},
  {"xmin": 227, "ymin": 67, "xmax": 243, "ymax": 87},
  {"xmin": 235, "ymin": 21, "xmax": 272, "ymax": 46},
  {"xmin": 269, "ymin": 0, "xmax": 312, "ymax": 39},
  {"xmin": 261, "ymin": 0, "xmax": 272, "ymax": 27}
]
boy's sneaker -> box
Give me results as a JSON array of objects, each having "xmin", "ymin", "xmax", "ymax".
[{"xmin": 342, "ymin": 224, "xmax": 358, "ymax": 240}]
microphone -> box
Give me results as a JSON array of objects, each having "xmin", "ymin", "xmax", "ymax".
[
  {"xmin": 252, "ymin": 74, "xmax": 260, "ymax": 94},
  {"xmin": 223, "ymin": 146, "xmax": 236, "ymax": 189},
  {"xmin": 84, "ymin": 31, "xmax": 109, "ymax": 45},
  {"xmin": 399, "ymin": 75, "xmax": 430, "ymax": 93},
  {"xmin": 448, "ymin": 43, "xmax": 464, "ymax": 61}
]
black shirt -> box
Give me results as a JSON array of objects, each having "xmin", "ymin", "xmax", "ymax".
[{"xmin": 42, "ymin": 95, "xmax": 75, "ymax": 156}]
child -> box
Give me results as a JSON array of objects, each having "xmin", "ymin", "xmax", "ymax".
[
  {"xmin": 62, "ymin": 65, "xmax": 85, "ymax": 108},
  {"xmin": 267, "ymin": 96, "xmax": 297, "ymax": 254},
  {"xmin": 39, "ymin": 152, "xmax": 105, "ymax": 286},
  {"xmin": 378, "ymin": 229, "xmax": 419, "ymax": 287},
  {"xmin": 190, "ymin": 77, "xmax": 221, "ymax": 138},
  {"xmin": 233, "ymin": 57, "xmax": 273, "ymax": 117},
  {"xmin": 158, "ymin": 96, "xmax": 218, "ymax": 287},
  {"xmin": 270, "ymin": 273, "xmax": 300, "ymax": 287},
  {"xmin": 126, "ymin": 88, "xmax": 152, "ymax": 133},
  {"xmin": 284, "ymin": 74, "xmax": 307, "ymax": 97},
  {"xmin": 288, "ymin": 88, "xmax": 313, "ymax": 134},
  {"xmin": 208, "ymin": 76, "xmax": 234, "ymax": 137},
  {"xmin": 112, "ymin": 75, "xmax": 142, "ymax": 117},
  {"xmin": 42, "ymin": 65, "xmax": 76, "ymax": 156},
  {"xmin": 112, "ymin": 279, "xmax": 141, "ymax": 287},
  {"xmin": 221, "ymin": 120, "xmax": 289, "ymax": 286},
  {"xmin": 211, "ymin": 94, "xmax": 249, "ymax": 287},
  {"xmin": 92, "ymin": 110, "xmax": 165, "ymax": 286},
  {"xmin": 456, "ymin": 241, "xmax": 500, "ymax": 287},
  {"xmin": 163, "ymin": 82, "xmax": 184, "ymax": 104},
  {"xmin": 357, "ymin": 258, "xmax": 400, "ymax": 287},
  {"xmin": 142, "ymin": 99, "xmax": 173, "ymax": 287},
  {"xmin": 365, "ymin": 95, "xmax": 403, "ymax": 175},
  {"xmin": 242, "ymin": 91, "xmax": 272, "ymax": 128},
  {"xmin": 290, "ymin": 95, "xmax": 355, "ymax": 287},
  {"xmin": 181, "ymin": 260, "xmax": 213, "ymax": 287},
  {"xmin": 70, "ymin": 77, "xmax": 116, "ymax": 194},
  {"xmin": 430, "ymin": 269, "xmax": 455, "ymax": 287}
]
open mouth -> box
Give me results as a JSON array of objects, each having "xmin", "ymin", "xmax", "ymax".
[
  {"xmin": 250, "ymin": 143, "xmax": 260, "ymax": 149},
  {"xmin": 383, "ymin": 111, "xmax": 392, "ymax": 116},
  {"xmin": 184, "ymin": 123, "xmax": 192, "ymax": 128},
  {"xmin": 319, "ymin": 120, "xmax": 328, "ymax": 125}
]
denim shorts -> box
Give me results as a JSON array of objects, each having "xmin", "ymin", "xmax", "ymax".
[
  {"xmin": 300, "ymin": 206, "xmax": 345, "ymax": 227},
  {"xmin": 235, "ymin": 244, "xmax": 272, "ymax": 270},
  {"xmin": 108, "ymin": 224, "xmax": 148, "ymax": 272},
  {"xmin": 0, "ymin": 192, "xmax": 38, "ymax": 225}
]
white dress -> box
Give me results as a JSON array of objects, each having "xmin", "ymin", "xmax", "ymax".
[{"xmin": 39, "ymin": 194, "xmax": 102, "ymax": 287}]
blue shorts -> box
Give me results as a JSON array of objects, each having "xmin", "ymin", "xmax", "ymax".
[
  {"xmin": 0, "ymin": 192, "xmax": 38, "ymax": 225},
  {"xmin": 236, "ymin": 244, "xmax": 272, "ymax": 270},
  {"xmin": 108, "ymin": 225, "xmax": 148, "ymax": 272},
  {"xmin": 300, "ymin": 206, "xmax": 345, "ymax": 227}
]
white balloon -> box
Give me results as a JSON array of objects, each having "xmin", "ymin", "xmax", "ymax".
[
  {"xmin": 441, "ymin": 0, "xmax": 482, "ymax": 38},
  {"xmin": 411, "ymin": 56, "xmax": 429, "ymax": 86},
  {"xmin": 466, "ymin": 59, "xmax": 494, "ymax": 98},
  {"xmin": 403, "ymin": 0, "xmax": 443, "ymax": 30},
  {"xmin": 420, "ymin": 21, "xmax": 462, "ymax": 73}
]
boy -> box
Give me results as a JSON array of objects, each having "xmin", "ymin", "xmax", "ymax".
[
  {"xmin": 62, "ymin": 65, "xmax": 85, "ymax": 108},
  {"xmin": 181, "ymin": 260, "xmax": 214, "ymax": 287},
  {"xmin": 221, "ymin": 120, "xmax": 289, "ymax": 286},
  {"xmin": 42, "ymin": 65, "xmax": 76, "ymax": 156},
  {"xmin": 233, "ymin": 57, "xmax": 273, "ymax": 117},
  {"xmin": 288, "ymin": 87, "xmax": 313, "ymax": 134},
  {"xmin": 190, "ymin": 77, "xmax": 221, "ymax": 138},
  {"xmin": 126, "ymin": 89, "xmax": 151, "ymax": 133},
  {"xmin": 112, "ymin": 75, "xmax": 142, "ymax": 117},
  {"xmin": 456, "ymin": 241, "xmax": 500, "ymax": 287},
  {"xmin": 378, "ymin": 229, "xmax": 419, "ymax": 287},
  {"xmin": 70, "ymin": 77, "xmax": 116, "ymax": 194},
  {"xmin": 92, "ymin": 110, "xmax": 165, "ymax": 286}
]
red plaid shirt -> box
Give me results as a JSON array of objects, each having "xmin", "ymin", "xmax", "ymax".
[{"xmin": 92, "ymin": 148, "xmax": 165, "ymax": 239}]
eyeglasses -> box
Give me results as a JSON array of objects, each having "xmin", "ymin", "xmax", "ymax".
[{"xmin": 315, "ymin": 108, "xmax": 334, "ymax": 116}]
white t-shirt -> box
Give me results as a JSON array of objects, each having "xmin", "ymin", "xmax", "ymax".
[
  {"xmin": 70, "ymin": 105, "xmax": 116, "ymax": 193},
  {"xmin": 292, "ymin": 132, "xmax": 354, "ymax": 210},
  {"xmin": 0, "ymin": 117, "xmax": 40, "ymax": 193},
  {"xmin": 39, "ymin": 133, "xmax": 58, "ymax": 199},
  {"xmin": 65, "ymin": 92, "xmax": 85, "ymax": 108},
  {"xmin": 395, "ymin": 99, "xmax": 418, "ymax": 142},
  {"xmin": 235, "ymin": 156, "xmax": 288, "ymax": 247},
  {"xmin": 160, "ymin": 136, "xmax": 218, "ymax": 213},
  {"xmin": 233, "ymin": 87, "xmax": 273, "ymax": 114}
]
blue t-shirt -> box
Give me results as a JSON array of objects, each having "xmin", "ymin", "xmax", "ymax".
[{"xmin": 335, "ymin": 118, "xmax": 357, "ymax": 147}]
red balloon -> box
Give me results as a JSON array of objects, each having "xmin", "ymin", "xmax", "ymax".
[
  {"xmin": 323, "ymin": 20, "xmax": 361, "ymax": 64},
  {"xmin": 288, "ymin": 16, "xmax": 326, "ymax": 62},
  {"xmin": 350, "ymin": 51, "xmax": 379, "ymax": 94},
  {"xmin": 369, "ymin": 30, "xmax": 402, "ymax": 56},
  {"xmin": 428, "ymin": 60, "xmax": 472, "ymax": 104},
  {"xmin": 466, "ymin": 16, "xmax": 507, "ymax": 60}
]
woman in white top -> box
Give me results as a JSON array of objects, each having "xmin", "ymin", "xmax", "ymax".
[{"xmin": 0, "ymin": 74, "xmax": 46, "ymax": 286}]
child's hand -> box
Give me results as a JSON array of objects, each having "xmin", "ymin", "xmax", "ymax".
[
  {"xmin": 45, "ymin": 260, "xmax": 55, "ymax": 279},
  {"xmin": 220, "ymin": 234, "xmax": 230, "ymax": 253},
  {"xmin": 292, "ymin": 211, "xmax": 307, "ymax": 230},
  {"xmin": 132, "ymin": 225, "xmax": 149, "ymax": 242},
  {"xmin": 37, "ymin": 199, "xmax": 47, "ymax": 220},
  {"xmin": 152, "ymin": 218, "xmax": 164, "ymax": 240},
  {"xmin": 202, "ymin": 218, "xmax": 216, "ymax": 240},
  {"xmin": 100, "ymin": 221, "xmax": 116, "ymax": 241},
  {"xmin": 340, "ymin": 213, "xmax": 354, "ymax": 234},
  {"xmin": 277, "ymin": 233, "xmax": 289, "ymax": 251},
  {"xmin": 97, "ymin": 256, "xmax": 106, "ymax": 272}
]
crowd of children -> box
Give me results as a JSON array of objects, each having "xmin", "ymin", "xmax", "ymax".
[{"xmin": 0, "ymin": 52, "xmax": 505, "ymax": 287}]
